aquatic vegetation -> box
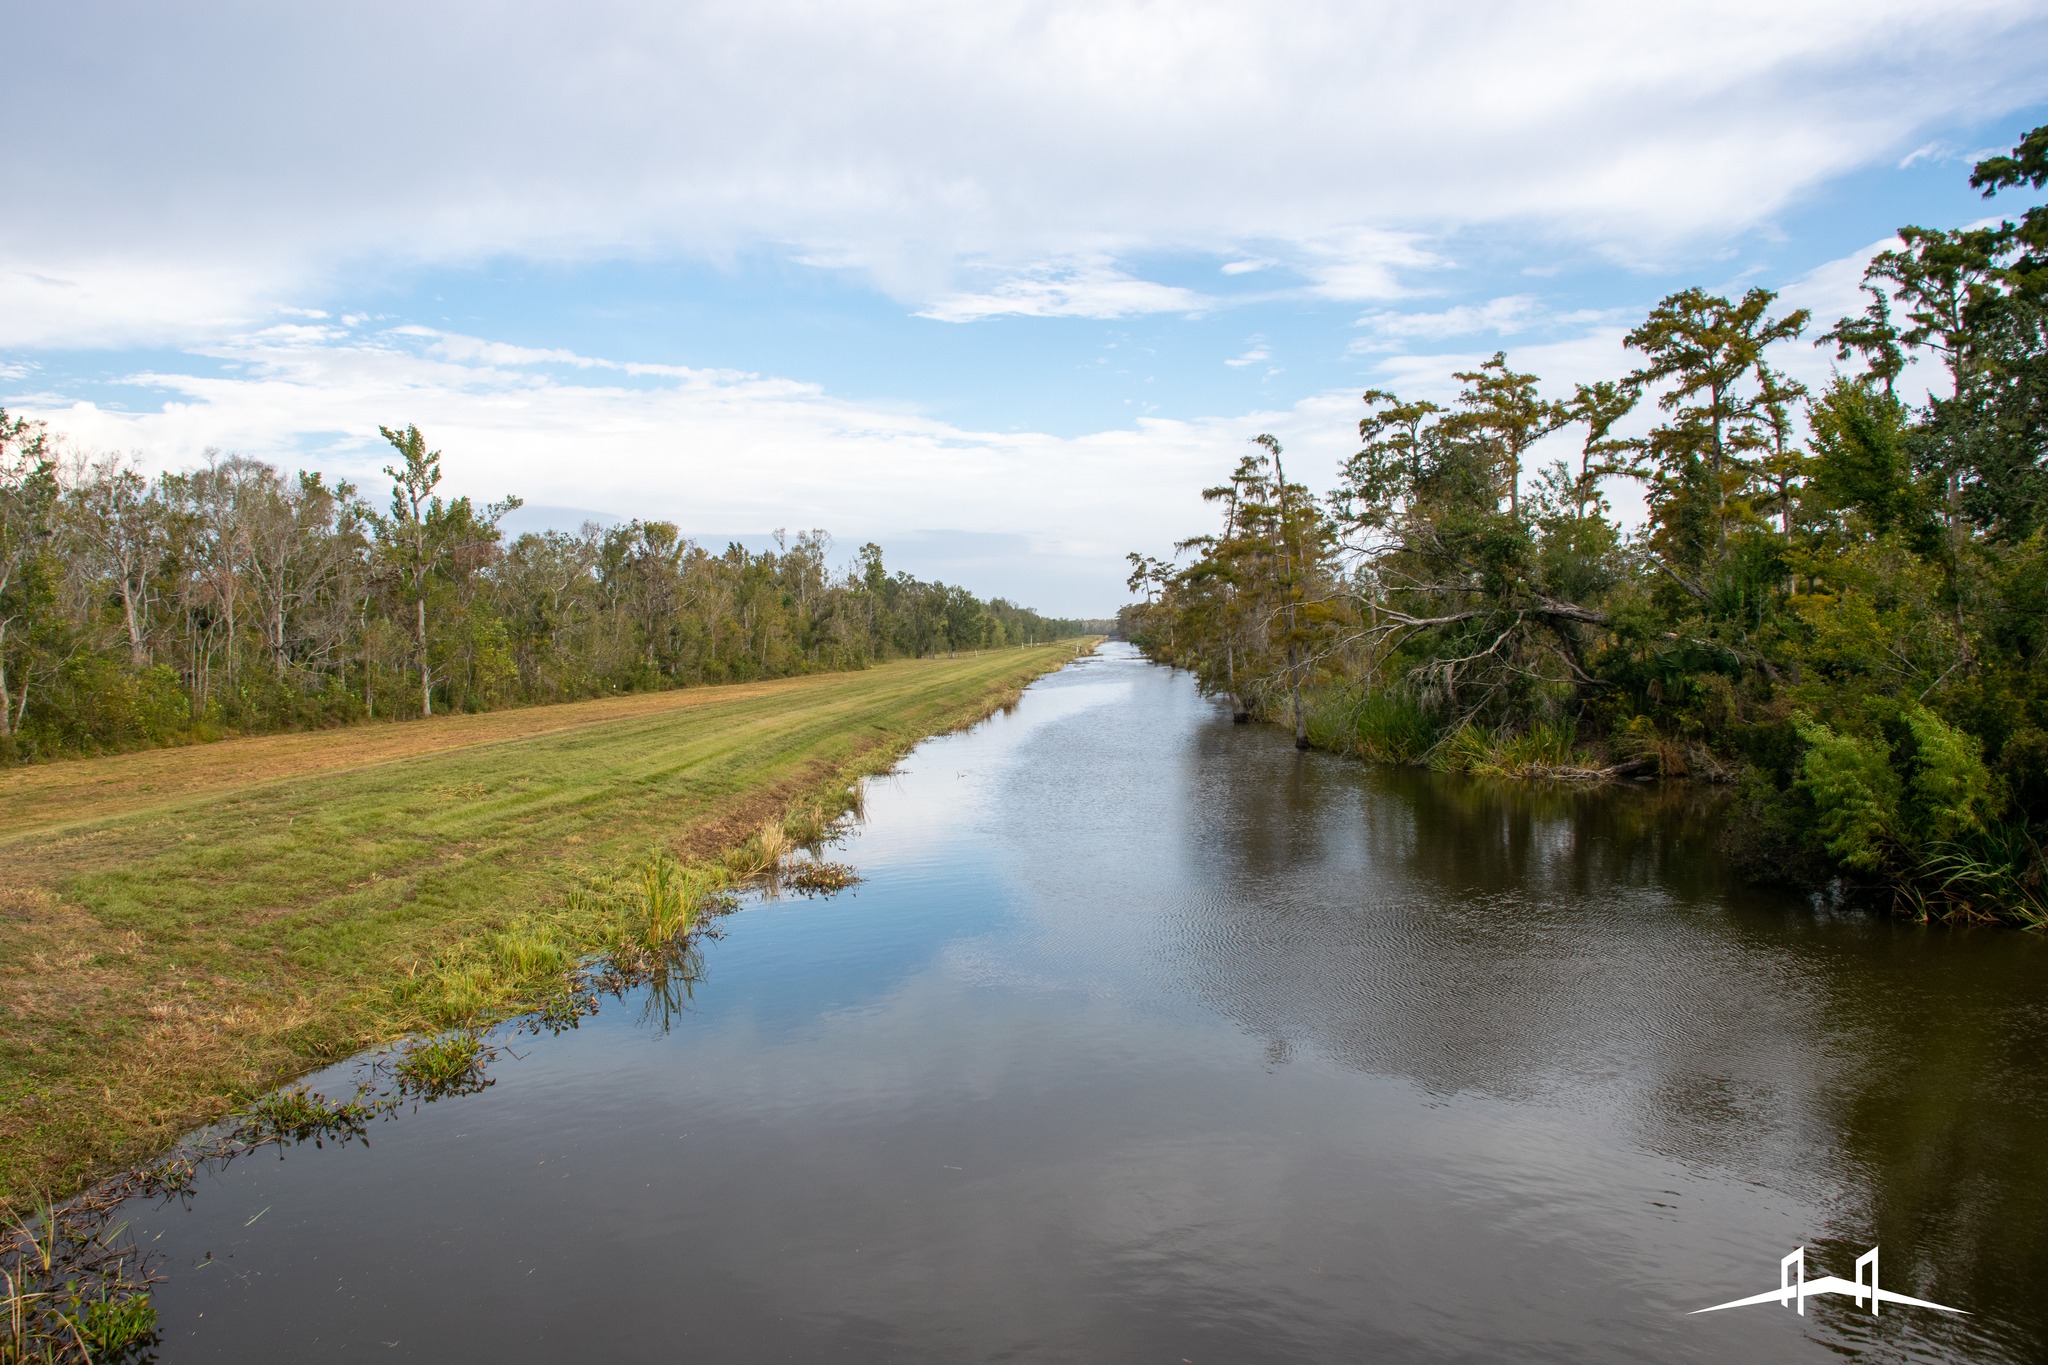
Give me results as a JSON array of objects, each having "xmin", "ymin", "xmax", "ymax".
[
  {"xmin": 617, "ymin": 939, "xmax": 707, "ymax": 1036},
  {"xmin": 524, "ymin": 980, "xmax": 605, "ymax": 1036},
  {"xmin": 728, "ymin": 801, "xmax": 865, "ymax": 890},
  {"xmin": 232, "ymin": 1085, "xmax": 383, "ymax": 1149},
  {"xmin": 784, "ymin": 860, "xmax": 862, "ymax": 896},
  {"xmin": 1919, "ymin": 824, "xmax": 2048, "ymax": 928},
  {"xmin": 392, "ymin": 1034, "xmax": 494, "ymax": 1101},
  {"xmin": 1, "ymin": 1195, "xmax": 156, "ymax": 1365},
  {"xmin": 614, "ymin": 850, "xmax": 732, "ymax": 952},
  {"xmin": 1611, "ymin": 714, "xmax": 1692, "ymax": 778}
]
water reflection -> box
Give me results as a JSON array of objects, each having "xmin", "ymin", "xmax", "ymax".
[
  {"xmin": 125, "ymin": 644, "xmax": 2047, "ymax": 1363},
  {"xmin": 1153, "ymin": 661, "xmax": 2048, "ymax": 1358}
]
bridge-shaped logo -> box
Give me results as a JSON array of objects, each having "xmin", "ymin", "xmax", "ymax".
[{"xmin": 1693, "ymin": 1246, "xmax": 1965, "ymax": 1317}]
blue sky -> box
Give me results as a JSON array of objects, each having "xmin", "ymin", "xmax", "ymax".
[{"xmin": 5, "ymin": 2, "xmax": 2046, "ymax": 615}]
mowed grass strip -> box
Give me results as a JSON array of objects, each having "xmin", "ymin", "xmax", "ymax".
[
  {"xmin": 1, "ymin": 646, "xmax": 1085, "ymax": 1206},
  {"xmin": 0, "ymin": 671, "xmax": 894, "ymax": 840}
]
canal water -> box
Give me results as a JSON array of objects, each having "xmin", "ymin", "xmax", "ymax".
[{"xmin": 132, "ymin": 644, "xmax": 2048, "ymax": 1362}]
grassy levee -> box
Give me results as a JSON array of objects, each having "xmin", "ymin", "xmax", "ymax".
[{"xmin": 0, "ymin": 644, "xmax": 1089, "ymax": 1207}]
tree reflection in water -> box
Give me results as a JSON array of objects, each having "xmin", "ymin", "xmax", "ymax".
[{"xmin": 1163, "ymin": 719, "xmax": 2048, "ymax": 1349}]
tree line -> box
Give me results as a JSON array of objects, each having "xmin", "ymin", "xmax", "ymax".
[
  {"xmin": 1122, "ymin": 124, "xmax": 2048, "ymax": 925},
  {"xmin": 0, "ymin": 421, "xmax": 1085, "ymax": 762}
]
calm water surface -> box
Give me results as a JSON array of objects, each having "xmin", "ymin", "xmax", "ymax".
[{"xmin": 132, "ymin": 644, "xmax": 2048, "ymax": 1362}]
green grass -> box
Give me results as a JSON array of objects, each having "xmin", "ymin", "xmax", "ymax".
[
  {"xmin": 0, "ymin": 645, "xmax": 1087, "ymax": 1208},
  {"xmin": 1304, "ymin": 688, "xmax": 1440, "ymax": 764},
  {"xmin": 1430, "ymin": 720, "xmax": 1582, "ymax": 777},
  {"xmin": 391, "ymin": 1034, "xmax": 493, "ymax": 1101}
]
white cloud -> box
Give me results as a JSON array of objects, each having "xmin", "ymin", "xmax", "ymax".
[
  {"xmin": 1364, "ymin": 330, "xmax": 1633, "ymax": 401},
  {"xmin": 0, "ymin": 259, "xmax": 297, "ymax": 349},
  {"xmin": 918, "ymin": 262, "xmax": 1209, "ymax": 322},
  {"xmin": 1893, "ymin": 139, "xmax": 2015, "ymax": 173},
  {"xmin": 1296, "ymin": 231, "xmax": 1448, "ymax": 301},
  {"xmin": 1351, "ymin": 295, "xmax": 1546, "ymax": 350},
  {"xmin": 17, "ymin": 322, "xmax": 1352, "ymax": 614},
  {"xmin": 4, "ymin": 1, "xmax": 2043, "ymax": 344},
  {"xmin": 398, "ymin": 328, "xmax": 718, "ymax": 379},
  {"xmin": 1224, "ymin": 339, "xmax": 1271, "ymax": 368}
]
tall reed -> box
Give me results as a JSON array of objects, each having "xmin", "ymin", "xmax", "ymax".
[
  {"xmin": 753, "ymin": 819, "xmax": 791, "ymax": 875},
  {"xmin": 615, "ymin": 849, "xmax": 730, "ymax": 953}
]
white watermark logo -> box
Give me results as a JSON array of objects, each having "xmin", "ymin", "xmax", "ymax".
[{"xmin": 1693, "ymin": 1246, "xmax": 1966, "ymax": 1317}]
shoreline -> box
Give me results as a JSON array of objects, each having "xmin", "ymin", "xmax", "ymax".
[{"xmin": 1, "ymin": 642, "xmax": 1096, "ymax": 1210}]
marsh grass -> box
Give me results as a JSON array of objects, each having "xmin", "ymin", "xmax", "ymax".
[
  {"xmin": 1301, "ymin": 688, "xmax": 1681, "ymax": 783},
  {"xmin": 1611, "ymin": 715, "xmax": 1701, "ymax": 778},
  {"xmin": 750, "ymin": 820, "xmax": 792, "ymax": 878},
  {"xmin": 1306, "ymin": 689, "xmax": 1439, "ymax": 764},
  {"xmin": 726, "ymin": 789, "xmax": 865, "ymax": 893},
  {"xmin": 783, "ymin": 803, "xmax": 834, "ymax": 847},
  {"xmin": 1430, "ymin": 722, "xmax": 1583, "ymax": 777},
  {"xmin": 231, "ymin": 1085, "xmax": 383, "ymax": 1148},
  {"xmin": 597, "ymin": 850, "xmax": 735, "ymax": 967},
  {"xmin": 1920, "ymin": 824, "xmax": 2048, "ymax": 928}
]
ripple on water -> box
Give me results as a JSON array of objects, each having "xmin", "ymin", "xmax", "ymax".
[{"xmin": 125, "ymin": 645, "xmax": 2048, "ymax": 1364}]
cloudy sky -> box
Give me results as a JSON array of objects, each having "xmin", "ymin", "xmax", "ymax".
[{"xmin": 5, "ymin": 1, "xmax": 2047, "ymax": 615}]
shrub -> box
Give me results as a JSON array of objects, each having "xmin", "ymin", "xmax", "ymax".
[{"xmin": 1794, "ymin": 716, "xmax": 1901, "ymax": 871}]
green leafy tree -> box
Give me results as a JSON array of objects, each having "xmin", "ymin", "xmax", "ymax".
[
  {"xmin": 1625, "ymin": 288, "xmax": 1810, "ymax": 564},
  {"xmin": 377, "ymin": 424, "xmax": 446, "ymax": 717},
  {"xmin": 1127, "ymin": 122, "xmax": 2048, "ymax": 923},
  {"xmin": 1443, "ymin": 352, "xmax": 1567, "ymax": 518},
  {"xmin": 375, "ymin": 424, "xmax": 520, "ymax": 717},
  {"xmin": 0, "ymin": 410, "xmax": 60, "ymax": 740}
]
